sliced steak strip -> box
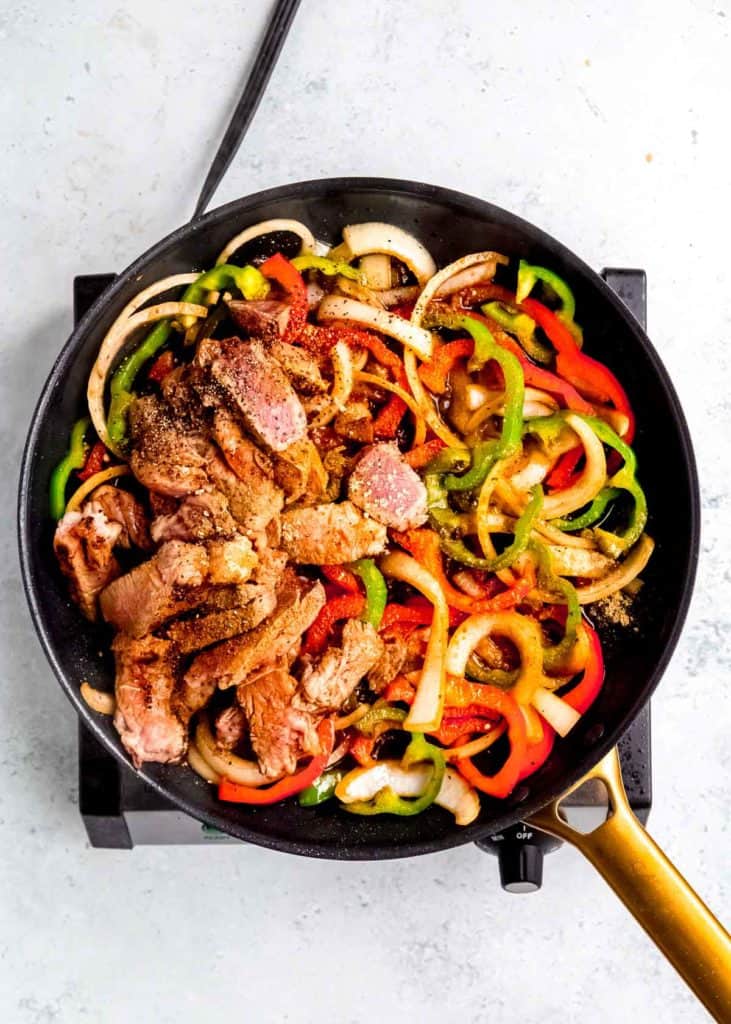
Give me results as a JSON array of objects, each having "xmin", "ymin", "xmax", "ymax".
[
  {"xmin": 129, "ymin": 395, "xmax": 208, "ymax": 497},
  {"xmin": 272, "ymin": 438, "xmax": 328, "ymax": 506},
  {"xmin": 367, "ymin": 633, "xmax": 409, "ymax": 693},
  {"xmin": 167, "ymin": 604, "xmax": 269, "ymax": 655},
  {"xmin": 185, "ymin": 580, "xmax": 325, "ymax": 691},
  {"xmin": 54, "ymin": 510, "xmax": 122, "ymax": 621},
  {"xmin": 100, "ymin": 540, "xmax": 209, "ymax": 637},
  {"xmin": 237, "ymin": 663, "xmax": 319, "ymax": 778},
  {"xmin": 207, "ymin": 446, "xmax": 283, "ymax": 536},
  {"xmin": 270, "ymin": 339, "xmax": 326, "ymax": 394},
  {"xmin": 206, "ymin": 536, "xmax": 257, "ymax": 585},
  {"xmin": 87, "ymin": 485, "xmax": 152, "ymax": 550},
  {"xmin": 202, "ymin": 337, "xmax": 307, "ymax": 452},
  {"xmin": 112, "ymin": 634, "xmax": 186, "ymax": 767},
  {"xmin": 165, "ymin": 551, "xmax": 288, "ymax": 654},
  {"xmin": 298, "ymin": 619, "xmax": 384, "ymax": 712},
  {"xmin": 150, "ymin": 490, "xmax": 237, "ymax": 544},
  {"xmin": 210, "ymin": 409, "xmax": 284, "ymax": 531},
  {"xmin": 214, "ymin": 704, "xmax": 247, "ymax": 750},
  {"xmin": 228, "ymin": 299, "xmax": 290, "ymax": 341},
  {"xmin": 280, "ymin": 501, "xmax": 387, "ymax": 564},
  {"xmin": 348, "ymin": 442, "xmax": 428, "ymax": 530}
]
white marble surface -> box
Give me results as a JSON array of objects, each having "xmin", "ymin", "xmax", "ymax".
[{"xmin": 1, "ymin": 1, "xmax": 729, "ymax": 1021}]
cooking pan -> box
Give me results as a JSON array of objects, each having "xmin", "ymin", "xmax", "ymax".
[{"xmin": 18, "ymin": 178, "xmax": 731, "ymax": 1018}]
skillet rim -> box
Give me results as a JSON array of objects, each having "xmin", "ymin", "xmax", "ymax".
[{"xmin": 17, "ymin": 176, "xmax": 700, "ymax": 858}]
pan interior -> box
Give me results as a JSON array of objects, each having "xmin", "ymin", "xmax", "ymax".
[{"xmin": 18, "ymin": 178, "xmax": 699, "ymax": 858}]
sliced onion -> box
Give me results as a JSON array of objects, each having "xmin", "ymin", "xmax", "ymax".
[
  {"xmin": 434, "ymin": 256, "xmax": 508, "ymax": 297},
  {"xmin": 335, "ymin": 761, "xmax": 480, "ymax": 825},
  {"xmin": 380, "ymin": 552, "xmax": 448, "ymax": 732},
  {"xmin": 541, "ymin": 413, "xmax": 607, "ymax": 519},
  {"xmin": 375, "ymin": 285, "xmax": 422, "ymax": 307},
  {"xmin": 334, "ymin": 276, "xmax": 385, "ymax": 308},
  {"xmin": 445, "ymin": 724, "xmax": 507, "ymax": 761},
  {"xmin": 575, "ymin": 534, "xmax": 655, "ymax": 604},
  {"xmin": 360, "ymin": 253, "xmax": 392, "ymax": 289},
  {"xmin": 215, "ymin": 218, "xmax": 315, "ymax": 266},
  {"xmin": 510, "ymin": 450, "xmax": 551, "ymax": 491},
  {"xmin": 88, "ymin": 300, "xmax": 208, "ymax": 452},
  {"xmin": 195, "ymin": 719, "xmax": 271, "ymax": 786},
  {"xmin": 187, "ymin": 738, "xmax": 221, "ymax": 784},
  {"xmin": 80, "ymin": 682, "xmax": 115, "ymax": 715},
  {"xmin": 410, "ymin": 251, "xmax": 508, "ymax": 329},
  {"xmin": 354, "ymin": 371, "xmax": 427, "ymax": 446},
  {"xmin": 493, "ymin": 480, "xmax": 596, "ymax": 550},
  {"xmin": 403, "ymin": 350, "xmax": 467, "ymax": 449},
  {"xmin": 65, "ymin": 465, "xmax": 131, "ymax": 514},
  {"xmin": 331, "ymin": 340, "xmax": 354, "ymax": 411},
  {"xmin": 547, "ymin": 544, "xmax": 614, "ymax": 579},
  {"xmin": 317, "ymin": 294, "xmax": 434, "ymax": 360},
  {"xmin": 531, "ymin": 687, "xmax": 581, "ymax": 737},
  {"xmin": 445, "ymin": 611, "xmax": 545, "ymax": 705},
  {"xmin": 341, "ymin": 222, "xmax": 437, "ymax": 286}
]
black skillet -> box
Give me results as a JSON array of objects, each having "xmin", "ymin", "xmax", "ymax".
[{"xmin": 17, "ymin": 178, "xmax": 731, "ymax": 1018}]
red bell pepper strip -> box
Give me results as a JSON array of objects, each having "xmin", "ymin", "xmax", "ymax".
[
  {"xmin": 418, "ymin": 338, "xmax": 474, "ymax": 394},
  {"xmin": 379, "ymin": 598, "xmax": 465, "ymax": 635},
  {"xmin": 392, "ymin": 528, "xmax": 536, "ymax": 615},
  {"xmin": 350, "ymin": 733, "xmax": 378, "ymax": 767},
  {"xmin": 321, "ymin": 564, "xmax": 361, "ymax": 594},
  {"xmin": 453, "ymin": 684, "xmax": 528, "ymax": 799},
  {"xmin": 77, "ymin": 440, "xmax": 107, "ymax": 481},
  {"xmin": 562, "ymin": 622, "xmax": 605, "ymax": 714},
  {"xmin": 147, "ymin": 349, "xmax": 175, "ymax": 384},
  {"xmin": 373, "ymin": 394, "xmax": 407, "ymax": 438},
  {"xmin": 391, "ymin": 301, "xmax": 416, "ymax": 320},
  {"xmin": 404, "ymin": 438, "xmax": 447, "ymax": 469},
  {"xmin": 520, "ymin": 297, "xmax": 635, "ymax": 441},
  {"xmin": 546, "ymin": 445, "xmax": 583, "ymax": 491},
  {"xmin": 517, "ymin": 720, "xmax": 556, "ymax": 782},
  {"xmin": 302, "ymin": 593, "xmax": 366, "ymax": 656},
  {"xmin": 474, "ymin": 311, "xmax": 595, "ymax": 415},
  {"xmin": 260, "ymin": 253, "xmax": 309, "ymax": 344},
  {"xmin": 218, "ymin": 720, "xmax": 335, "ymax": 804},
  {"xmin": 384, "ymin": 674, "xmax": 419, "ymax": 704},
  {"xmin": 380, "ymin": 602, "xmax": 432, "ymax": 632},
  {"xmin": 431, "ymin": 710, "xmax": 501, "ymax": 746}
]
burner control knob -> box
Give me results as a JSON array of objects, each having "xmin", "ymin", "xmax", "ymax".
[
  {"xmin": 495, "ymin": 843, "xmax": 544, "ymax": 894},
  {"xmin": 475, "ymin": 822, "xmax": 562, "ymax": 893}
]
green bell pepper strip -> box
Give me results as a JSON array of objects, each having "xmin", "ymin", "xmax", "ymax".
[
  {"xmin": 355, "ymin": 704, "xmax": 408, "ymax": 737},
  {"xmin": 481, "ymin": 301, "xmax": 552, "ymax": 365},
  {"xmin": 465, "ymin": 656, "xmax": 518, "ymax": 689},
  {"xmin": 424, "ymin": 469, "xmax": 473, "ymax": 538},
  {"xmin": 428, "ymin": 314, "xmax": 524, "ymax": 492},
  {"xmin": 515, "ymin": 260, "xmax": 583, "ymax": 345},
  {"xmin": 49, "ymin": 417, "xmax": 91, "ymax": 519},
  {"xmin": 292, "ymin": 254, "xmax": 362, "ymax": 280},
  {"xmin": 578, "ymin": 416, "xmax": 647, "ymax": 557},
  {"xmin": 529, "ymin": 540, "xmax": 581, "ymax": 672},
  {"xmin": 298, "ymin": 768, "xmax": 346, "ymax": 806},
  {"xmin": 437, "ymin": 484, "xmax": 544, "ymax": 573},
  {"xmin": 106, "ymin": 263, "xmax": 269, "ymax": 448},
  {"xmin": 523, "ymin": 412, "xmax": 647, "ymax": 555},
  {"xmin": 344, "ymin": 733, "xmax": 446, "ymax": 817},
  {"xmin": 552, "ymin": 486, "xmax": 623, "ymax": 532},
  {"xmin": 349, "ymin": 558, "xmax": 388, "ymax": 629}
]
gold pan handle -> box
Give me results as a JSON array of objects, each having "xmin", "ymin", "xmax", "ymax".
[{"xmin": 528, "ymin": 748, "xmax": 731, "ymax": 1023}]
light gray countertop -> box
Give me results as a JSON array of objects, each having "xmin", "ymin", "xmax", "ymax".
[{"xmin": 1, "ymin": 2, "xmax": 728, "ymax": 1021}]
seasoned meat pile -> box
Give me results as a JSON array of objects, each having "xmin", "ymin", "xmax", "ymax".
[{"xmin": 54, "ymin": 310, "xmax": 425, "ymax": 776}]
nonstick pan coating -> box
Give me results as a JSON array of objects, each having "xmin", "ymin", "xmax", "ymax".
[{"xmin": 18, "ymin": 178, "xmax": 699, "ymax": 858}]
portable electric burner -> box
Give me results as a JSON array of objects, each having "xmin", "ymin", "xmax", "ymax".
[{"xmin": 75, "ymin": 267, "xmax": 652, "ymax": 891}]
